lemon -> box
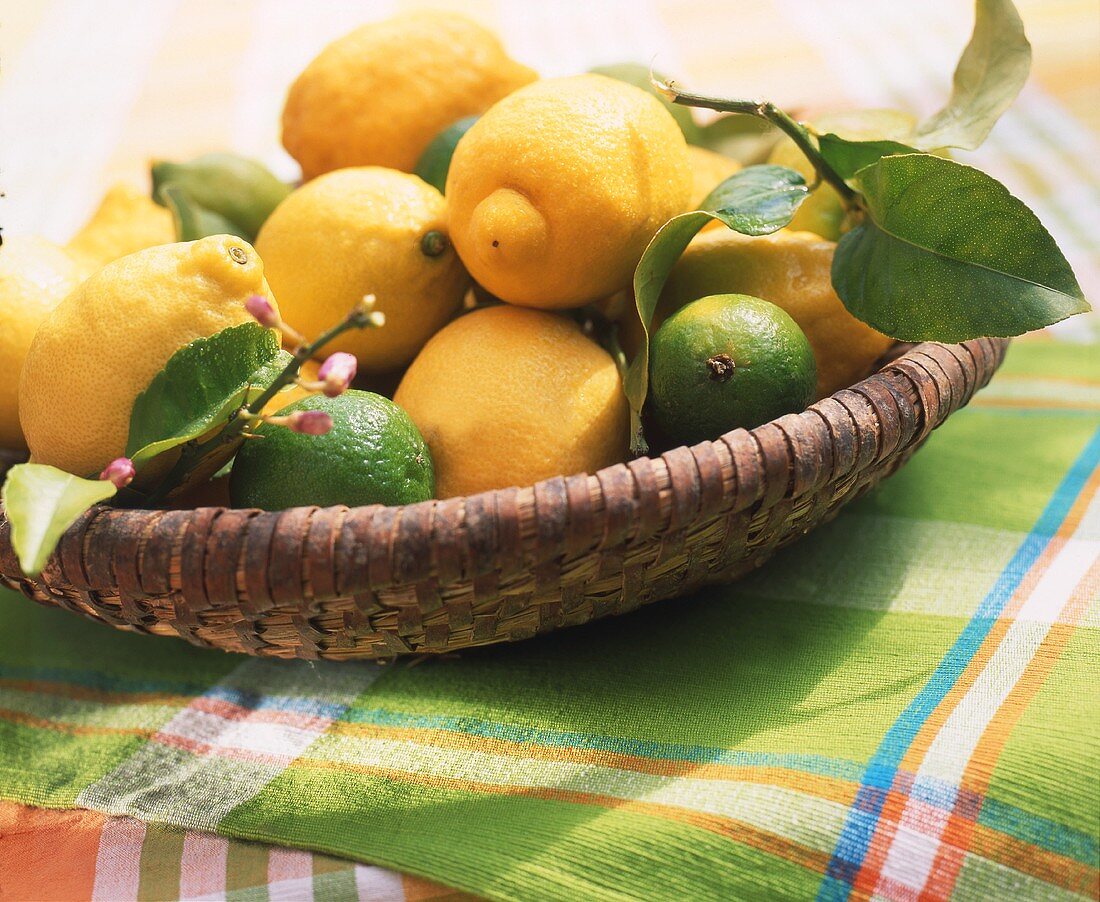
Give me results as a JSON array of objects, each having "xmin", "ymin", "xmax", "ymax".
[
  {"xmin": 255, "ymin": 167, "xmax": 468, "ymax": 374},
  {"xmin": 282, "ymin": 12, "xmax": 536, "ymax": 179},
  {"xmin": 688, "ymin": 145, "xmax": 742, "ymax": 209},
  {"xmin": 67, "ymin": 183, "xmax": 175, "ymax": 265},
  {"xmin": 656, "ymin": 229, "xmax": 894, "ymax": 398},
  {"xmin": 588, "ymin": 63, "xmax": 702, "ymax": 144},
  {"xmin": 20, "ymin": 236, "xmax": 276, "ymax": 477},
  {"xmin": 768, "ymin": 109, "xmax": 918, "ymax": 239},
  {"xmin": 446, "ymin": 74, "xmax": 692, "ymax": 308},
  {"xmin": 394, "ymin": 305, "xmax": 628, "ymax": 498},
  {"xmin": 0, "ymin": 237, "xmax": 94, "ymax": 450},
  {"xmin": 650, "ymin": 294, "xmax": 816, "ymax": 444},
  {"xmin": 230, "ymin": 391, "xmax": 434, "ymax": 510}
]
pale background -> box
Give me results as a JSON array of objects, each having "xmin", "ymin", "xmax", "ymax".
[{"xmin": 2, "ymin": 0, "xmax": 1098, "ymax": 333}]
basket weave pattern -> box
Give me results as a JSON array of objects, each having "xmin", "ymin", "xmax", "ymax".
[{"xmin": 0, "ymin": 338, "xmax": 1007, "ymax": 660}]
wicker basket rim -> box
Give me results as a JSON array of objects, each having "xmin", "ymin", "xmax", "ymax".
[{"xmin": 0, "ymin": 338, "xmax": 1000, "ymax": 563}]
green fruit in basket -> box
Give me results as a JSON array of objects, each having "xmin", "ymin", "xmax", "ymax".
[
  {"xmin": 229, "ymin": 390, "xmax": 435, "ymax": 510},
  {"xmin": 649, "ymin": 293, "xmax": 816, "ymax": 445},
  {"xmin": 414, "ymin": 115, "xmax": 479, "ymax": 194}
]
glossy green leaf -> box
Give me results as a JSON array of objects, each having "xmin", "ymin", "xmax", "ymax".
[
  {"xmin": 698, "ymin": 164, "xmax": 810, "ymax": 233},
  {"xmin": 158, "ymin": 185, "xmax": 241, "ymax": 242},
  {"xmin": 152, "ymin": 152, "xmax": 291, "ymax": 241},
  {"xmin": 127, "ymin": 323, "xmax": 286, "ymax": 466},
  {"xmin": 1, "ymin": 464, "xmax": 116, "ymax": 577},
  {"xmin": 817, "ymin": 134, "xmax": 920, "ymax": 180},
  {"xmin": 589, "ymin": 63, "xmax": 703, "ymax": 144},
  {"xmin": 624, "ymin": 165, "xmax": 809, "ymax": 453},
  {"xmin": 912, "ymin": 0, "xmax": 1031, "ymax": 150},
  {"xmin": 834, "ymin": 154, "xmax": 1089, "ymax": 342}
]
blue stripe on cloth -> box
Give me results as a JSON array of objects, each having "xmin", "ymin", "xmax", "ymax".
[{"xmin": 817, "ymin": 426, "xmax": 1100, "ymax": 900}]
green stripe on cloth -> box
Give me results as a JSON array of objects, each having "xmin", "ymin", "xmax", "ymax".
[
  {"xmin": 0, "ymin": 340, "xmax": 1094, "ymax": 900},
  {"xmin": 136, "ymin": 823, "xmax": 185, "ymax": 902}
]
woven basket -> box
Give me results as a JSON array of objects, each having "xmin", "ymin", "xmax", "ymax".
[{"xmin": 0, "ymin": 338, "xmax": 1007, "ymax": 660}]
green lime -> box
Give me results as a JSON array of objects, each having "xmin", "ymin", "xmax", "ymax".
[
  {"xmin": 230, "ymin": 390, "xmax": 434, "ymax": 510},
  {"xmin": 414, "ymin": 115, "xmax": 479, "ymax": 194},
  {"xmin": 588, "ymin": 63, "xmax": 702, "ymax": 145},
  {"xmin": 649, "ymin": 293, "xmax": 816, "ymax": 444}
]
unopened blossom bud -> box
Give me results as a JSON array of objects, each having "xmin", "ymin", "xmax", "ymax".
[
  {"xmin": 245, "ymin": 294, "xmax": 279, "ymax": 328},
  {"xmin": 368, "ymin": 310, "xmax": 386, "ymax": 328},
  {"xmin": 99, "ymin": 457, "xmax": 136, "ymax": 488},
  {"xmin": 287, "ymin": 410, "xmax": 333, "ymax": 436},
  {"xmin": 355, "ymin": 293, "xmax": 377, "ymax": 314},
  {"xmin": 317, "ymin": 352, "xmax": 357, "ymax": 397}
]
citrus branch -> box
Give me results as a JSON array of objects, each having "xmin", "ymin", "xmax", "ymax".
[{"xmin": 655, "ymin": 81, "xmax": 857, "ymax": 205}]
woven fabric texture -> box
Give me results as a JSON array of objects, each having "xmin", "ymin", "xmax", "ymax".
[{"xmin": 1, "ymin": 1, "xmax": 1098, "ymax": 900}]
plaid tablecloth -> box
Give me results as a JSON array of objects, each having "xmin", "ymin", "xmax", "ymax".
[{"xmin": 1, "ymin": 1, "xmax": 1098, "ymax": 900}]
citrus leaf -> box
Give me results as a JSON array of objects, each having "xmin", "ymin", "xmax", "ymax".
[
  {"xmin": 127, "ymin": 323, "xmax": 285, "ymax": 466},
  {"xmin": 817, "ymin": 134, "xmax": 920, "ymax": 180},
  {"xmin": 158, "ymin": 184, "xmax": 242, "ymax": 242},
  {"xmin": 1, "ymin": 464, "xmax": 116, "ymax": 577},
  {"xmin": 834, "ymin": 154, "xmax": 1089, "ymax": 342},
  {"xmin": 625, "ymin": 165, "xmax": 809, "ymax": 453},
  {"xmin": 696, "ymin": 114, "xmax": 780, "ymax": 164},
  {"xmin": 152, "ymin": 152, "xmax": 291, "ymax": 241},
  {"xmin": 698, "ymin": 164, "xmax": 810, "ymax": 234},
  {"xmin": 414, "ymin": 116, "xmax": 479, "ymax": 194},
  {"xmin": 912, "ymin": 0, "xmax": 1031, "ymax": 151},
  {"xmin": 589, "ymin": 63, "xmax": 703, "ymax": 144}
]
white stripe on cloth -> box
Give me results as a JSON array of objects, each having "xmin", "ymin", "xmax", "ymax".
[
  {"xmin": 91, "ymin": 817, "xmax": 146, "ymax": 902},
  {"xmin": 267, "ymin": 874, "xmax": 318, "ymax": 901},
  {"xmin": 179, "ymin": 831, "xmax": 229, "ymax": 901},
  {"xmin": 76, "ymin": 657, "xmax": 384, "ymax": 831},
  {"xmin": 355, "ymin": 863, "xmax": 407, "ymax": 901},
  {"xmin": 875, "ymin": 479, "xmax": 1099, "ymax": 896}
]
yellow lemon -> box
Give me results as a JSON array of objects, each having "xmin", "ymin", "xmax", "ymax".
[
  {"xmin": 255, "ymin": 167, "xmax": 468, "ymax": 374},
  {"xmin": 67, "ymin": 183, "xmax": 175, "ymax": 265},
  {"xmin": 446, "ymin": 74, "xmax": 692, "ymax": 308},
  {"xmin": 394, "ymin": 305, "xmax": 628, "ymax": 498},
  {"xmin": 688, "ymin": 145, "xmax": 742, "ymax": 209},
  {"xmin": 0, "ymin": 237, "xmax": 94, "ymax": 450},
  {"xmin": 20, "ymin": 236, "xmax": 275, "ymax": 476},
  {"xmin": 656, "ymin": 229, "xmax": 894, "ymax": 398},
  {"xmin": 282, "ymin": 12, "xmax": 536, "ymax": 179}
]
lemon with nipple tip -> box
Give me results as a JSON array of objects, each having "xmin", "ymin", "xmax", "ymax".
[{"xmin": 445, "ymin": 74, "xmax": 692, "ymax": 309}]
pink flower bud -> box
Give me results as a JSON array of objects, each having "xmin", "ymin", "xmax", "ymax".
[
  {"xmin": 287, "ymin": 410, "xmax": 333, "ymax": 436},
  {"xmin": 245, "ymin": 294, "xmax": 279, "ymax": 328},
  {"xmin": 317, "ymin": 352, "xmax": 357, "ymax": 397},
  {"xmin": 99, "ymin": 457, "xmax": 136, "ymax": 488}
]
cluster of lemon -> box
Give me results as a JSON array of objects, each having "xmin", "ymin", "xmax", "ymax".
[{"xmin": 0, "ymin": 11, "xmax": 893, "ymax": 510}]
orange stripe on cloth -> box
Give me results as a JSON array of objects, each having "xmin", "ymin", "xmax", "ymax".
[
  {"xmin": 327, "ymin": 720, "xmax": 857, "ymax": 807},
  {"xmin": 0, "ymin": 678, "xmax": 188, "ymax": 707},
  {"xmin": 920, "ymin": 556, "xmax": 1100, "ymax": 901},
  {"xmin": 0, "ymin": 800, "xmax": 105, "ymax": 901},
  {"xmin": 0, "ymin": 707, "xmax": 152, "ymax": 739},
  {"xmin": 852, "ymin": 465, "xmax": 1100, "ymax": 896},
  {"xmin": 293, "ymin": 755, "xmax": 832, "ymax": 876},
  {"xmin": 970, "ymin": 397, "xmax": 1100, "ymax": 411}
]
